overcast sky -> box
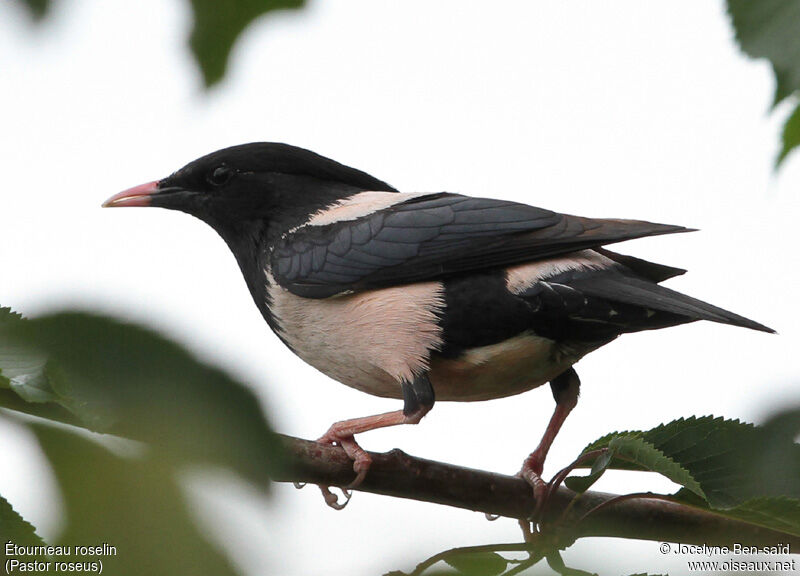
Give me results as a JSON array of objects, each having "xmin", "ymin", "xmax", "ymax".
[{"xmin": 1, "ymin": 1, "xmax": 798, "ymax": 574}]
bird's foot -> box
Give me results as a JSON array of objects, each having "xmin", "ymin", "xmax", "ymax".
[
  {"xmin": 318, "ymin": 425, "xmax": 373, "ymax": 488},
  {"xmin": 519, "ymin": 452, "xmax": 549, "ymax": 526},
  {"xmin": 318, "ymin": 485, "xmax": 352, "ymax": 510},
  {"xmin": 312, "ymin": 424, "xmax": 374, "ymax": 510},
  {"xmin": 293, "ymin": 478, "xmax": 353, "ymax": 510}
]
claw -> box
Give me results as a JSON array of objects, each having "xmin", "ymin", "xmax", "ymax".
[
  {"xmin": 347, "ymin": 449, "xmax": 372, "ymax": 488},
  {"xmin": 314, "ymin": 426, "xmax": 373, "ymax": 508},
  {"xmin": 311, "ymin": 408, "xmax": 422, "ymax": 509},
  {"xmin": 319, "ymin": 427, "xmax": 374, "ymax": 487},
  {"xmin": 319, "ymin": 485, "xmax": 353, "ymax": 510},
  {"xmin": 484, "ymin": 512, "xmax": 501, "ymax": 521},
  {"xmin": 348, "ymin": 468, "xmax": 369, "ymax": 489},
  {"xmin": 293, "ymin": 482, "xmax": 307, "ymax": 489},
  {"xmin": 519, "ymin": 460, "xmax": 549, "ymax": 524},
  {"xmin": 518, "ymin": 518, "xmax": 535, "ymax": 543}
]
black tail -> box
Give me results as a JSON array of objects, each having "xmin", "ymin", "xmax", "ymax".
[{"xmin": 569, "ymin": 274, "xmax": 775, "ymax": 333}]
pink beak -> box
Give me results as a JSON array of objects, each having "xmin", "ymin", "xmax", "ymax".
[{"xmin": 102, "ymin": 181, "xmax": 159, "ymax": 208}]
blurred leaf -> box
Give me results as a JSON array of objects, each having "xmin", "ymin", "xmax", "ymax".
[
  {"xmin": 12, "ymin": 0, "xmax": 51, "ymax": 21},
  {"xmin": 545, "ymin": 551, "xmax": 596, "ymax": 576},
  {"xmin": 395, "ymin": 543, "xmax": 543, "ymax": 576},
  {"xmin": 32, "ymin": 423, "xmax": 241, "ymax": 576},
  {"xmin": 0, "ymin": 308, "xmax": 56, "ymax": 403},
  {"xmin": 704, "ymin": 496, "xmax": 800, "ymax": 536},
  {"xmin": 756, "ymin": 405, "xmax": 800, "ymax": 493},
  {"xmin": 0, "ymin": 311, "xmax": 282, "ymax": 486},
  {"xmin": 727, "ymin": 0, "xmax": 800, "ymax": 166},
  {"xmin": 668, "ymin": 408, "xmax": 800, "ymax": 536},
  {"xmin": 15, "ymin": 0, "xmax": 308, "ymax": 87},
  {"xmin": 569, "ymin": 412, "xmax": 800, "ymax": 538},
  {"xmin": 576, "ymin": 416, "xmax": 800, "ymax": 509},
  {"xmin": 189, "ymin": 0, "xmax": 306, "ymax": 87},
  {"xmin": 778, "ymin": 102, "xmax": 800, "ymax": 166},
  {"xmin": 727, "ymin": 0, "xmax": 800, "ymax": 106},
  {"xmin": 0, "ymin": 495, "xmax": 45, "ymax": 546},
  {"xmin": 0, "ymin": 388, "xmax": 85, "ymax": 428},
  {"xmin": 0, "ymin": 308, "xmax": 24, "ymax": 324},
  {"xmin": 444, "ymin": 551, "xmax": 508, "ymax": 576},
  {"xmin": 761, "ymin": 404, "xmax": 800, "ymax": 437},
  {"xmin": 670, "ymin": 488, "xmax": 800, "ymax": 536}
]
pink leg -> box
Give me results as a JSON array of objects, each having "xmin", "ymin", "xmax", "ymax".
[
  {"xmin": 520, "ymin": 368, "xmax": 580, "ymax": 514},
  {"xmin": 521, "ymin": 400, "xmax": 577, "ymax": 480},
  {"xmin": 316, "ymin": 405, "xmax": 430, "ymax": 508}
]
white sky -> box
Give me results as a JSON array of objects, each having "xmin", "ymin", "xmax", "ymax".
[{"xmin": 1, "ymin": 1, "xmax": 798, "ymax": 574}]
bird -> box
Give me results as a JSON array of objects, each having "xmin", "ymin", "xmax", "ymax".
[{"xmin": 103, "ymin": 142, "xmax": 773, "ymax": 509}]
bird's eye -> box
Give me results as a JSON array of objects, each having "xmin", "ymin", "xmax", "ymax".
[{"xmin": 207, "ymin": 165, "xmax": 232, "ymax": 186}]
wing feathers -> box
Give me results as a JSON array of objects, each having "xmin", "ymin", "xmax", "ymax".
[{"xmin": 272, "ymin": 192, "xmax": 693, "ymax": 298}]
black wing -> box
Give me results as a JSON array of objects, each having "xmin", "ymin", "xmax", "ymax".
[{"xmin": 271, "ymin": 192, "xmax": 691, "ymax": 298}]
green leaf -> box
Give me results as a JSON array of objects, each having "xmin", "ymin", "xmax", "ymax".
[
  {"xmin": 0, "ymin": 388, "xmax": 84, "ymax": 427},
  {"xmin": 0, "ymin": 494, "xmax": 45, "ymax": 547},
  {"xmin": 566, "ymin": 435, "xmax": 705, "ymax": 499},
  {"xmin": 15, "ymin": 0, "xmax": 308, "ymax": 87},
  {"xmin": 670, "ymin": 492, "xmax": 800, "ymax": 537},
  {"xmin": 600, "ymin": 436, "xmax": 705, "ymax": 500},
  {"xmin": 32, "ymin": 423, "xmax": 242, "ymax": 576},
  {"xmin": 189, "ymin": 0, "xmax": 306, "ymax": 87},
  {"xmin": 727, "ymin": 0, "xmax": 800, "ymax": 106},
  {"xmin": 644, "ymin": 416, "xmax": 800, "ymax": 507},
  {"xmin": 575, "ymin": 415, "xmax": 800, "ymax": 538},
  {"xmin": 444, "ymin": 551, "xmax": 508, "ymax": 576},
  {"xmin": 0, "ymin": 308, "xmax": 56, "ymax": 403},
  {"xmin": 576, "ymin": 416, "xmax": 800, "ymax": 509},
  {"xmin": 12, "ymin": 0, "xmax": 51, "ymax": 21},
  {"xmin": 0, "ymin": 308, "xmax": 24, "ymax": 323},
  {"xmin": 1, "ymin": 311, "xmax": 282, "ymax": 486},
  {"xmin": 778, "ymin": 102, "xmax": 800, "ymax": 166},
  {"xmin": 614, "ymin": 436, "xmax": 705, "ymax": 499},
  {"xmin": 720, "ymin": 496, "xmax": 800, "ymax": 536},
  {"xmin": 545, "ymin": 551, "xmax": 597, "ymax": 576},
  {"xmin": 564, "ymin": 449, "xmax": 613, "ymax": 493},
  {"xmin": 727, "ymin": 0, "xmax": 800, "ymax": 166},
  {"xmin": 760, "ymin": 404, "xmax": 800, "ymax": 441}
]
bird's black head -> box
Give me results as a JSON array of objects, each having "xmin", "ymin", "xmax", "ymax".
[{"xmin": 104, "ymin": 142, "xmax": 396, "ymax": 237}]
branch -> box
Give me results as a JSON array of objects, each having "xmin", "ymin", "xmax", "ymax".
[{"xmin": 275, "ymin": 435, "xmax": 800, "ymax": 548}]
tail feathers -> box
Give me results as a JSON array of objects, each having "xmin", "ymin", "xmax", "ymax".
[
  {"xmin": 595, "ymin": 248, "xmax": 687, "ymax": 282},
  {"xmin": 570, "ymin": 275, "xmax": 775, "ymax": 333}
]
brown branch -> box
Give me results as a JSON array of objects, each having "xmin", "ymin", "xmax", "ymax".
[{"xmin": 275, "ymin": 435, "xmax": 800, "ymax": 548}]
